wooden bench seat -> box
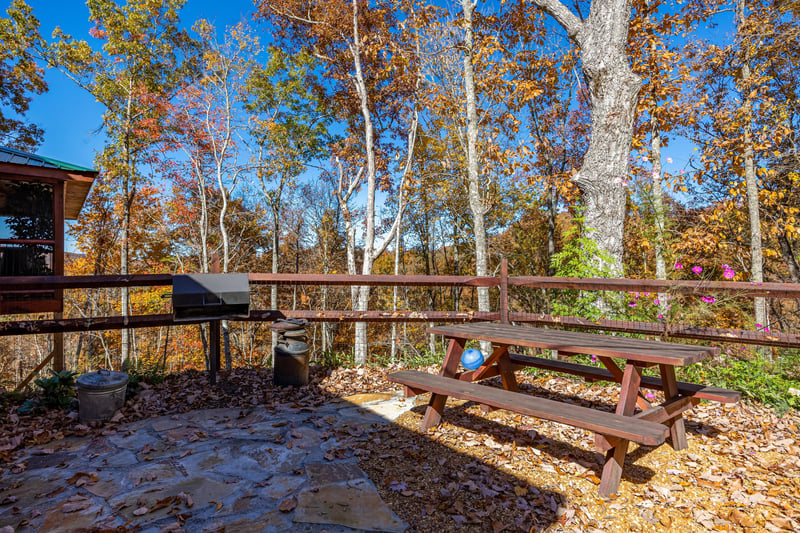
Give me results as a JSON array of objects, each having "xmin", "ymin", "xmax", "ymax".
[
  {"xmin": 389, "ymin": 370, "xmax": 669, "ymax": 446},
  {"xmin": 508, "ymin": 353, "xmax": 741, "ymax": 404}
]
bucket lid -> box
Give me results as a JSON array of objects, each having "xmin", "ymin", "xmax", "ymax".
[
  {"xmin": 76, "ymin": 370, "xmax": 129, "ymax": 391},
  {"xmin": 269, "ymin": 318, "xmax": 310, "ymax": 332}
]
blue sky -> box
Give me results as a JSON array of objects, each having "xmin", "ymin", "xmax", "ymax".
[{"xmin": 23, "ymin": 0, "xmax": 258, "ymax": 169}]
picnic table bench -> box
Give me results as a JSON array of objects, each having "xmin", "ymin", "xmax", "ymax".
[{"xmin": 388, "ymin": 322, "xmax": 740, "ymax": 497}]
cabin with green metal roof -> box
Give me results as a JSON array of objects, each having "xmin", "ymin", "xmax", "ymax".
[{"xmin": 0, "ymin": 146, "xmax": 97, "ymax": 314}]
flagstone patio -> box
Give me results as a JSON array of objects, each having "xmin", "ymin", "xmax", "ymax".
[{"xmin": 0, "ymin": 393, "xmax": 416, "ymax": 533}]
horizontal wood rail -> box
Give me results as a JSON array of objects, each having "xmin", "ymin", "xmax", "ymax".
[
  {"xmin": 0, "ymin": 239, "xmax": 56, "ymax": 246},
  {"xmin": 2, "ymin": 273, "xmax": 800, "ymax": 298},
  {"xmin": 510, "ymin": 276, "xmax": 800, "ymax": 299},
  {"xmin": 509, "ymin": 313, "xmax": 800, "ymax": 348},
  {"xmin": 0, "ymin": 310, "xmax": 495, "ymax": 336},
  {"xmin": 0, "ymin": 267, "xmax": 798, "ymax": 348}
]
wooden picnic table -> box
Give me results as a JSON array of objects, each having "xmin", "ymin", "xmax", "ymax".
[{"xmin": 388, "ymin": 322, "xmax": 740, "ymax": 497}]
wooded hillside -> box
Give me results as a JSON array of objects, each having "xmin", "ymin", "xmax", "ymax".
[{"xmin": 0, "ymin": 0, "xmax": 798, "ymax": 390}]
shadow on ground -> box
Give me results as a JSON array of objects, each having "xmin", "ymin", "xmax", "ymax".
[{"xmin": 0, "ymin": 370, "xmax": 564, "ymax": 533}]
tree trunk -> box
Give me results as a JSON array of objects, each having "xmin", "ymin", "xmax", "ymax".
[
  {"xmin": 532, "ymin": 0, "xmax": 642, "ymax": 276},
  {"xmin": 120, "ymin": 135, "xmax": 132, "ymax": 369},
  {"xmin": 650, "ymin": 110, "xmax": 668, "ymax": 316},
  {"xmin": 737, "ymin": 0, "xmax": 767, "ymax": 331},
  {"xmin": 391, "ymin": 224, "xmax": 401, "ymax": 362},
  {"xmin": 777, "ymin": 231, "xmax": 800, "ymax": 283},
  {"xmin": 461, "ymin": 0, "xmax": 491, "ymax": 354},
  {"xmin": 271, "ymin": 209, "xmax": 279, "ymax": 355}
]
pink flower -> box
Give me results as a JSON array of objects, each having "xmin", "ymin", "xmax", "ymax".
[
  {"xmin": 692, "ymin": 266, "xmax": 703, "ymax": 275},
  {"xmin": 657, "ymin": 314, "xmax": 664, "ymax": 319},
  {"xmin": 591, "ymin": 354, "xmax": 597, "ymax": 363},
  {"xmin": 629, "ymin": 301, "xmax": 637, "ymax": 307},
  {"xmin": 674, "ymin": 262, "xmax": 683, "ymax": 270},
  {"xmin": 666, "ymin": 157, "xmax": 673, "ymax": 164},
  {"xmin": 700, "ymin": 296, "xmax": 716, "ymax": 303},
  {"xmin": 645, "ymin": 392, "xmax": 655, "ymax": 400},
  {"xmin": 722, "ymin": 264, "xmax": 735, "ymax": 279}
]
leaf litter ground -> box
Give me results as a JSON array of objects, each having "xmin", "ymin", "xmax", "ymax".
[{"xmin": 1, "ymin": 365, "xmax": 799, "ymax": 532}]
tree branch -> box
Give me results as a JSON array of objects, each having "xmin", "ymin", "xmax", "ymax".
[{"xmin": 528, "ymin": 0, "xmax": 583, "ymax": 40}]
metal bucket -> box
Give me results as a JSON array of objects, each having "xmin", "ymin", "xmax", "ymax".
[
  {"xmin": 274, "ymin": 340, "xmax": 310, "ymax": 386},
  {"xmin": 271, "ymin": 319, "xmax": 311, "ymax": 387},
  {"xmin": 76, "ymin": 370, "xmax": 129, "ymax": 422}
]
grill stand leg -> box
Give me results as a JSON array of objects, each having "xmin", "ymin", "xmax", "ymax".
[{"xmin": 209, "ymin": 319, "xmax": 221, "ymax": 385}]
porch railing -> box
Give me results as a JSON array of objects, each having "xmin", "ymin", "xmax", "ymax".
[{"xmin": 3, "ymin": 258, "xmax": 799, "ymax": 389}]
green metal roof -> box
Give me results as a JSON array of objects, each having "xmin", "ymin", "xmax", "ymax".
[{"xmin": 0, "ymin": 146, "xmax": 96, "ymax": 173}]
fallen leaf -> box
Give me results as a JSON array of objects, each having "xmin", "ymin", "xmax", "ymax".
[
  {"xmin": 279, "ymin": 496, "xmax": 297, "ymax": 513},
  {"xmin": 178, "ymin": 491, "xmax": 193, "ymax": 508},
  {"xmin": 150, "ymin": 496, "xmax": 176, "ymax": 512}
]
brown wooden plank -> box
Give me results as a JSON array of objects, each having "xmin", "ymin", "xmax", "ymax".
[
  {"xmin": 0, "ymin": 274, "xmax": 174, "ymax": 291},
  {"xmin": 599, "ymin": 442, "xmax": 629, "ymax": 498},
  {"xmin": 660, "ymin": 364, "xmax": 688, "ymax": 449},
  {"xmin": 282, "ymin": 310, "xmax": 499, "ymax": 323},
  {"xmin": 422, "ymin": 339, "xmax": 465, "ymax": 429},
  {"xmin": 249, "ymin": 273, "xmax": 500, "ymax": 287},
  {"xmin": 508, "ymin": 353, "xmax": 741, "ymax": 403},
  {"xmin": 428, "ymin": 323, "xmax": 717, "ymax": 366},
  {"xmin": 14, "ymin": 349, "xmax": 55, "ymax": 391},
  {"xmin": 509, "ymin": 312, "xmax": 800, "ymax": 349},
  {"xmin": 508, "ymin": 276, "xmax": 800, "ymax": 299},
  {"xmin": 634, "ymin": 396, "xmax": 698, "ymax": 424},
  {"xmin": 0, "ymin": 311, "xmax": 286, "ymax": 336},
  {"xmin": 388, "ymin": 370, "xmax": 669, "ymax": 446},
  {"xmin": 456, "ymin": 365, "xmax": 502, "ymax": 383}
]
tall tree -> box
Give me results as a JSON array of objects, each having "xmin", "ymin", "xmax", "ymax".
[
  {"xmin": 246, "ymin": 47, "xmax": 328, "ymax": 352},
  {"xmin": 528, "ymin": 0, "xmax": 642, "ymax": 276},
  {"xmin": 0, "ymin": 0, "xmax": 46, "ymax": 150},
  {"xmin": 685, "ymin": 0, "xmax": 799, "ymax": 330},
  {"xmin": 735, "ymin": 0, "xmax": 766, "ymax": 328},
  {"xmin": 49, "ymin": 0, "xmax": 194, "ymax": 366},
  {"xmin": 259, "ymin": 0, "xmax": 420, "ymax": 363}
]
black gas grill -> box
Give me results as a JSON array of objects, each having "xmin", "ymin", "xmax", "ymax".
[
  {"xmin": 171, "ymin": 273, "xmax": 250, "ymax": 385},
  {"xmin": 171, "ymin": 273, "xmax": 250, "ymax": 322}
]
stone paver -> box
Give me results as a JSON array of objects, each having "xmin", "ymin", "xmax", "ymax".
[{"xmin": 0, "ymin": 393, "xmax": 416, "ymax": 533}]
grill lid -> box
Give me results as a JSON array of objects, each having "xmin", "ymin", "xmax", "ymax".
[{"xmin": 172, "ymin": 273, "xmax": 250, "ymax": 321}]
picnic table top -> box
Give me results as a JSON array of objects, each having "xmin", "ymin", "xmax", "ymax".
[{"xmin": 427, "ymin": 322, "xmax": 720, "ymax": 366}]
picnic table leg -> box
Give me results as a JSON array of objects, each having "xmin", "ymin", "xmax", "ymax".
[
  {"xmin": 421, "ymin": 338, "xmax": 465, "ymax": 430},
  {"xmin": 599, "ymin": 362, "xmax": 642, "ymax": 497},
  {"xmin": 496, "ymin": 346, "xmax": 519, "ymax": 393},
  {"xmin": 598, "ymin": 356, "xmax": 651, "ymax": 411},
  {"xmin": 659, "ymin": 364, "xmax": 688, "ymax": 450}
]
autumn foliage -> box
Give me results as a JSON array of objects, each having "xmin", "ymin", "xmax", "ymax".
[{"xmin": 0, "ymin": 0, "xmax": 798, "ymax": 388}]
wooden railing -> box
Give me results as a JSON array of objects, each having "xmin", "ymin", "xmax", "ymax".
[{"xmin": 3, "ymin": 260, "xmax": 800, "ymax": 388}]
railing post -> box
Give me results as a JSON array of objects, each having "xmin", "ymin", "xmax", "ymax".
[
  {"xmin": 500, "ymin": 258, "xmax": 509, "ymax": 324},
  {"xmin": 52, "ymin": 311, "xmax": 64, "ymax": 372}
]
